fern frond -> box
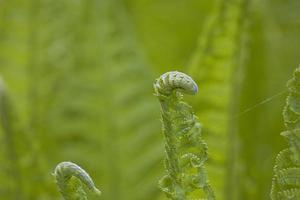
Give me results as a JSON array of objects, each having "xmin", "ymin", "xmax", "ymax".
[
  {"xmin": 271, "ymin": 67, "xmax": 300, "ymax": 200},
  {"xmin": 45, "ymin": 1, "xmax": 163, "ymax": 199},
  {"xmin": 0, "ymin": 77, "xmax": 24, "ymax": 199},
  {"xmin": 154, "ymin": 71, "xmax": 215, "ymax": 200},
  {"xmin": 0, "ymin": 0, "xmax": 162, "ymax": 199},
  {"xmin": 54, "ymin": 161, "xmax": 101, "ymax": 200},
  {"xmin": 187, "ymin": 0, "xmax": 249, "ymax": 198}
]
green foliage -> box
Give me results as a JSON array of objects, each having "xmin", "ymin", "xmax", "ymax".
[
  {"xmin": 154, "ymin": 72, "xmax": 215, "ymax": 200},
  {"xmin": 187, "ymin": 0, "xmax": 249, "ymax": 198},
  {"xmin": 0, "ymin": 0, "xmax": 300, "ymax": 199},
  {"xmin": 0, "ymin": 0, "xmax": 163, "ymax": 199},
  {"xmin": 54, "ymin": 162, "xmax": 101, "ymax": 200},
  {"xmin": 237, "ymin": 0, "xmax": 300, "ymax": 198},
  {"xmin": 124, "ymin": 0, "xmax": 215, "ymax": 71},
  {"xmin": 0, "ymin": 78, "xmax": 24, "ymax": 199},
  {"xmin": 271, "ymin": 67, "xmax": 300, "ymax": 200}
]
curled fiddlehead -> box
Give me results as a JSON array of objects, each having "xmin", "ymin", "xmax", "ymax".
[
  {"xmin": 154, "ymin": 71, "xmax": 198, "ymax": 96},
  {"xmin": 271, "ymin": 67, "xmax": 300, "ymax": 200},
  {"xmin": 154, "ymin": 71, "xmax": 215, "ymax": 200},
  {"xmin": 54, "ymin": 162, "xmax": 101, "ymax": 200}
]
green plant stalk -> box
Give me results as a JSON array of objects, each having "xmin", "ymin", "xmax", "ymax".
[
  {"xmin": 154, "ymin": 71, "xmax": 215, "ymax": 200},
  {"xmin": 54, "ymin": 161, "xmax": 101, "ymax": 200},
  {"xmin": 271, "ymin": 67, "xmax": 300, "ymax": 200}
]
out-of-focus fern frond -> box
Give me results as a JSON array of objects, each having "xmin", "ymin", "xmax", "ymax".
[
  {"xmin": 91, "ymin": 2, "xmax": 164, "ymax": 200},
  {"xmin": 187, "ymin": 0, "xmax": 249, "ymax": 198},
  {"xmin": 0, "ymin": 78, "xmax": 24, "ymax": 199},
  {"xmin": 271, "ymin": 67, "xmax": 300, "ymax": 200},
  {"xmin": 237, "ymin": 1, "xmax": 300, "ymax": 198},
  {"xmin": 0, "ymin": 1, "xmax": 43, "ymax": 198},
  {"xmin": 1, "ymin": 0, "xmax": 163, "ymax": 199}
]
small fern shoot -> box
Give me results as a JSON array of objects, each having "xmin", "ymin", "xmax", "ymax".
[
  {"xmin": 271, "ymin": 67, "xmax": 300, "ymax": 200},
  {"xmin": 154, "ymin": 71, "xmax": 215, "ymax": 200},
  {"xmin": 54, "ymin": 162, "xmax": 101, "ymax": 200}
]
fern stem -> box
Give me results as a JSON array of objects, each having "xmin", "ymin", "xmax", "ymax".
[{"xmin": 154, "ymin": 71, "xmax": 215, "ymax": 200}]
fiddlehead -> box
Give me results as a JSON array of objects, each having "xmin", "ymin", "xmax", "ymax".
[
  {"xmin": 154, "ymin": 71, "xmax": 198, "ymax": 96},
  {"xmin": 271, "ymin": 67, "xmax": 300, "ymax": 200},
  {"xmin": 154, "ymin": 71, "xmax": 215, "ymax": 200},
  {"xmin": 54, "ymin": 162, "xmax": 101, "ymax": 200}
]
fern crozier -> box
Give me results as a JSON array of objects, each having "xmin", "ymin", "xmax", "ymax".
[
  {"xmin": 54, "ymin": 161, "xmax": 101, "ymax": 200},
  {"xmin": 154, "ymin": 71, "xmax": 198, "ymax": 96}
]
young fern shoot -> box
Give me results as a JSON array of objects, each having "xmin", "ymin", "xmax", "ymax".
[
  {"xmin": 154, "ymin": 71, "xmax": 215, "ymax": 200},
  {"xmin": 54, "ymin": 162, "xmax": 101, "ymax": 200},
  {"xmin": 271, "ymin": 67, "xmax": 300, "ymax": 200}
]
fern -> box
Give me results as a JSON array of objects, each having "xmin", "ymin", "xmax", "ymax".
[
  {"xmin": 187, "ymin": 0, "xmax": 249, "ymax": 198},
  {"xmin": 270, "ymin": 67, "xmax": 300, "ymax": 200},
  {"xmin": 0, "ymin": 0, "xmax": 162, "ymax": 199},
  {"xmin": 154, "ymin": 71, "xmax": 215, "ymax": 200},
  {"xmin": 37, "ymin": 0, "xmax": 163, "ymax": 199},
  {"xmin": 54, "ymin": 162, "xmax": 101, "ymax": 200},
  {"xmin": 0, "ymin": 78, "xmax": 24, "ymax": 199}
]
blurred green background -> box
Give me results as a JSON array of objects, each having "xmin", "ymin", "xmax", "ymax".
[{"xmin": 0, "ymin": 0, "xmax": 300, "ymax": 199}]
